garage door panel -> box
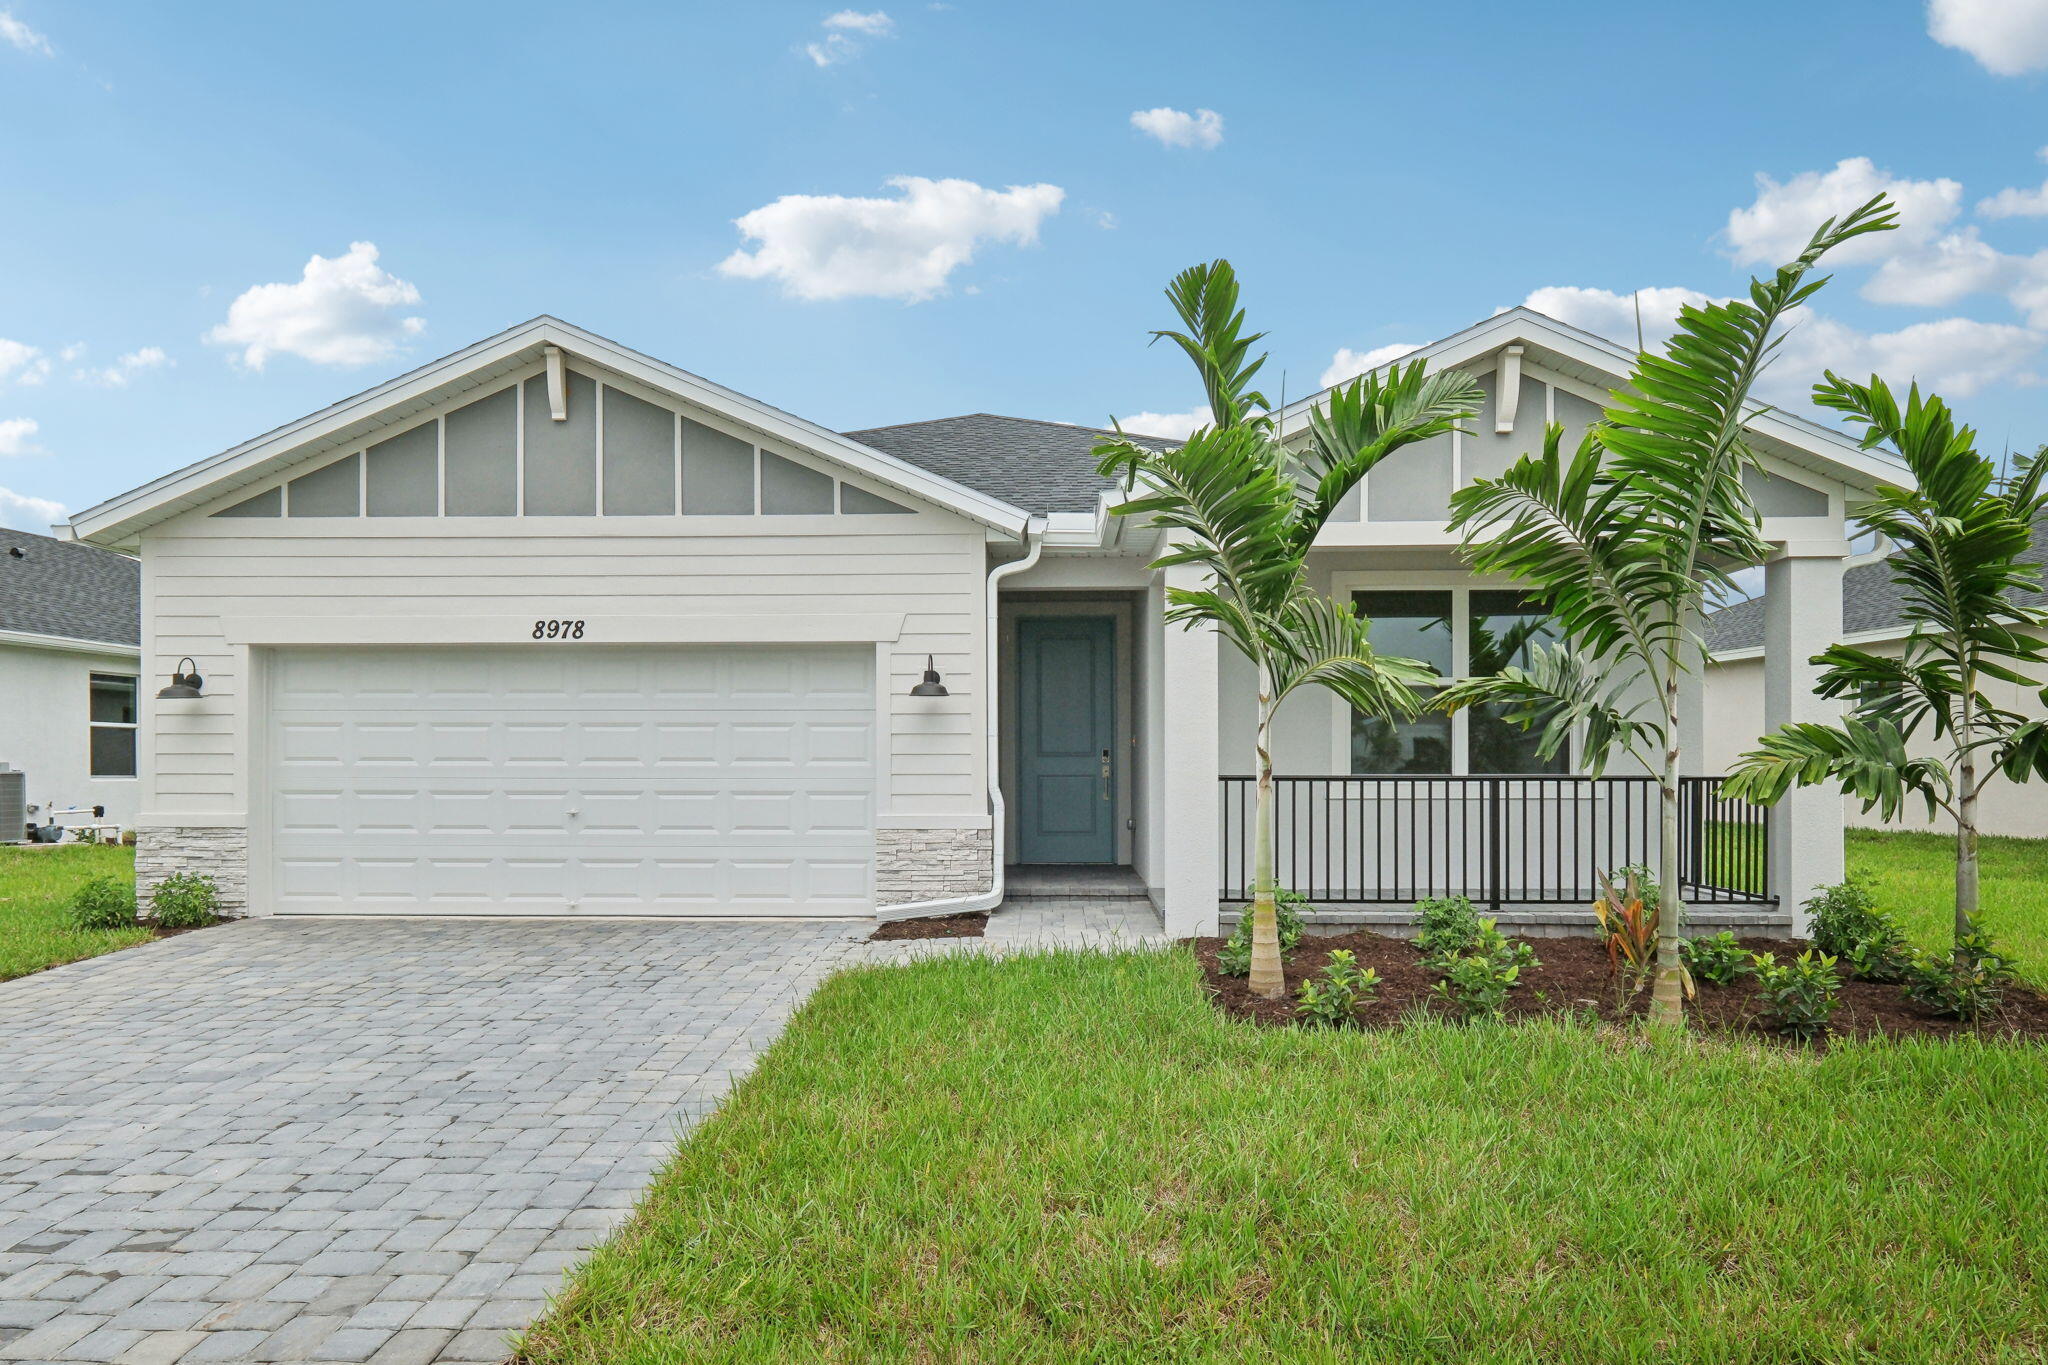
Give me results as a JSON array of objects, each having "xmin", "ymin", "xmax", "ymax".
[{"xmin": 268, "ymin": 645, "xmax": 875, "ymax": 915}]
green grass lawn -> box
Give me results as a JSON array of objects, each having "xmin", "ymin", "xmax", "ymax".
[
  {"xmin": 1849, "ymin": 828, "xmax": 2048, "ymax": 981},
  {"xmin": 0, "ymin": 844, "xmax": 146, "ymax": 981},
  {"xmin": 520, "ymin": 949, "xmax": 2048, "ymax": 1365}
]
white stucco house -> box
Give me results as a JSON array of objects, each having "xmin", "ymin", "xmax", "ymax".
[
  {"xmin": 1705, "ymin": 515, "xmax": 2048, "ymax": 840},
  {"xmin": 0, "ymin": 528, "xmax": 142, "ymax": 838},
  {"xmin": 68, "ymin": 313, "xmax": 1904, "ymax": 933}
]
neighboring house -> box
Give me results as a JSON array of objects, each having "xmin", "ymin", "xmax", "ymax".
[
  {"xmin": 1705, "ymin": 515, "xmax": 2048, "ymax": 839},
  {"xmin": 0, "ymin": 529, "xmax": 142, "ymax": 836},
  {"xmin": 69, "ymin": 313, "xmax": 1901, "ymax": 932}
]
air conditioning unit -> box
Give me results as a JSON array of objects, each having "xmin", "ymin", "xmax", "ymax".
[{"xmin": 0, "ymin": 766, "xmax": 25, "ymax": 845}]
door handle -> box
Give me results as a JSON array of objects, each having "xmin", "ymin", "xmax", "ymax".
[{"xmin": 1100, "ymin": 748, "xmax": 1111, "ymax": 800}]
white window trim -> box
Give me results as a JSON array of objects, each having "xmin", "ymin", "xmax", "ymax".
[
  {"xmin": 1326, "ymin": 571, "xmax": 1578, "ymax": 777},
  {"xmin": 88, "ymin": 671, "xmax": 139, "ymax": 780}
]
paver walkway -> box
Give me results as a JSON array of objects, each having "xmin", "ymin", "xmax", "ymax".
[{"xmin": 0, "ymin": 918, "xmax": 863, "ymax": 1365}]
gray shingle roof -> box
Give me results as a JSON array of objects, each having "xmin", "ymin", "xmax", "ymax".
[
  {"xmin": 1707, "ymin": 513, "xmax": 2048, "ymax": 653},
  {"xmin": 0, "ymin": 529, "xmax": 140, "ymax": 648},
  {"xmin": 844, "ymin": 413, "xmax": 1175, "ymax": 514}
]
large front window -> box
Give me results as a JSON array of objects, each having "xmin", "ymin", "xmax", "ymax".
[{"xmin": 1349, "ymin": 588, "xmax": 1570, "ymax": 775}]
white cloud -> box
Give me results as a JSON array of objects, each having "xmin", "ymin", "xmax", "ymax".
[
  {"xmin": 1978, "ymin": 148, "xmax": 2048, "ymax": 217},
  {"xmin": 1114, "ymin": 405, "xmax": 1209, "ymax": 441},
  {"xmin": 0, "ymin": 10, "xmax": 52, "ymax": 56},
  {"xmin": 1320, "ymin": 342, "xmax": 1421, "ymax": 388},
  {"xmin": 717, "ymin": 176, "xmax": 1064, "ymax": 302},
  {"xmin": 206, "ymin": 242, "xmax": 424, "ymax": 370},
  {"xmin": 1856, "ymin": 229, "xmax": 2048, "ymax": 327},
  {"xmin": 1130, "ymin": 106, "xmax": 1224, "ymax": 150},
  {"xmin": 1518, "ymin": 282, "xmax": 2042, "ymax": 402},
  {"xmin": 1521, "ymin": 285, "xmax": 1732, "ymax": 351},
  {"xmin": 1776, "ymin": 313, "xmax": 2043, "ymax": 398},
  {"xmin": 0, "ymin": 485, "xmax": 64, "ymax": 532},
  {"xmin": 0, "ymin": 417, "xmax": 44, "ymax": 456},
  {"xmin": 0, "ymin": 339, "xmax": 49, "ymax": 386},
  {"xmin": 77, "ymin": 346, "xmax": 172, "ymax": 388},
  {"xmin": 806, "ymin": 9, "xmax": 893, "ymax": 65},
  {"xmin": 1928, "ymin": 0, "xmax": 2048, "ymax": 76},
  {"xmin": 57, "ymin": 341, "xmax": 84, "ymax": 362},
  {"xmin": 1725, "ymin": 157, "xmax": 1962, "ymax": 266}
]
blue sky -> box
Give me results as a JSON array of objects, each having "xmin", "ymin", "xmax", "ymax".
[{"xmin": 2, "ymin": 0, "xmax": 2046, "ymax": 530}]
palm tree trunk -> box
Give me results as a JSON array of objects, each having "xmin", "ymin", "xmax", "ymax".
[
  {"xmin": 1248, "ymin": 662, "xmax": 1284, "ymax": 1000},
  {"xmin": 1650, "ymin": 672, "xmax": 1685, "ymax": 1023},
  {"xmin": 1955, "ymin": 681, "xmax": 1980, "ymax": 961}
]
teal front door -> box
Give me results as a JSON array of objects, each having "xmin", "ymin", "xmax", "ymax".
[{"xmin": 1016, "ymin": 615, "xmax": 1116, "ymax": 864}]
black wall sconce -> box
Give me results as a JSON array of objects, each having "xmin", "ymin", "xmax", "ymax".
[
  {"xmin": 909, "ymin": 654, "xmax": 948, "ymax": 697},
  {"xmin": 157, "ymin": 657, "xmax": 204, "ymax": 700}
]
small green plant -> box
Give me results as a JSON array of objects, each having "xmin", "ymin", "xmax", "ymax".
[
  {"xmin": 1901, "ymin": 921, "xmax": 2016, "ymax": 1021},
  {"xmin": 1430, "ymin": 919, "xmax": 1538, "ymax": 1022},
  {"xmin": 1679, "ymin": 932, "xmax": 1749, "ymax": 986},
  {"xmin": 1294, "ymin": 950, "xmax": 1381, "ymax": 1028},
  {"xmin": 1216, "ymin": 891, "xmax": 1310, "ymax": 978},
  {"xmin": 68, "ymin": 876, "xmax": 137, "ymax": 931},
  {"xmin": 1805, "ymin": 878, "xmax": 1910, "ymax": 981},
  {"xmin": 1592, "ymin": 867, "xmax": 1686, "ymax": 1004},
  {"xmin": 1415, "ymin": 895, "xmax": 1482, "ymax": 965},
  {"xmin": 1750, "ymin": 950, "xmax": 1840, "ymax": 1041},
  {"xmin": 151, "ymin": 872, "xmax": 220, "ymax": 930}
]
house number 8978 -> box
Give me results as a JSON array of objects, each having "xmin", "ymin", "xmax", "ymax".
[{"xmin": 532, "ymin": 619, "xmax": 586, "ymax": 640}]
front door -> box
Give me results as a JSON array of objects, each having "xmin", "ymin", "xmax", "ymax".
[{"xmin": 1016, "ymin": 615, "xmax": 1116, "ymax": 864}]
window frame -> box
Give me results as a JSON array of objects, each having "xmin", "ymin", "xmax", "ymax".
[
  {"xmin": 1328, "ymin": 573, "xmax": 1577, "ymax": 777},
  {"xmin": 88, "ymin": 672, "xmax": 139, "ymax": 780}
]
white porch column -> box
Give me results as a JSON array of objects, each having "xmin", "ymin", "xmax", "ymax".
[
  {"xmin": 1763, "ymin": 550, "xmax": 1847, "ymax": 930},
  {"xmin": 1159, "ymin": 565, "xmax": 1221, "ymax": 937}
]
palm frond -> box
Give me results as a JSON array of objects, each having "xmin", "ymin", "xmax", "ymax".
[
  {"xmin": 1722, "ymin": 718, "xmax": 1950, "ymax": 821},
  {"xmin": 1433, "ymin": 642, "xmax": 1655, "ymax": 777},
  {"xmin": 1291, "ymin": 360, "xmax": 1483, "ymax": 547},
  {"xmin": 1265, "ymin": 589, "xmax": 1435, "ymax": 717},
  {"xmin": 1150, "ymin": 261, "xmax": 1269, "ymax": 431}
]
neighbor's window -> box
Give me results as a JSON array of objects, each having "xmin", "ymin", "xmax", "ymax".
[
  {"xmin": 89, "ymin": 673, "xmax": 137, "ymax": 778},
  {"xmin": 1348, "ymin": 588, "xmax": 1570, "ymax": 775}
]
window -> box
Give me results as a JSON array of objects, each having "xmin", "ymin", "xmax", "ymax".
[
  {"xmin": 1348, "ymin": 588, "xmax": 1570, "ymax": 775},
  {"xmin": 89, "ymin": 674, "xmax": 137, "ymax": 778}
]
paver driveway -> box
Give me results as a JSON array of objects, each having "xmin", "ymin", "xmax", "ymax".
[{"xmin": 0, "ymin": 917, "xmax": 864, "ymax": 1364}]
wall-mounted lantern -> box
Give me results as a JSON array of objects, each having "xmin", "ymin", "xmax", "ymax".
[
  {"xmin": 156, "ymin": 657, "xmax": 204, "ymax": 700},
  {"xmin": 909, "ymin": 654, "xmax": 948, "ymax": 697}
]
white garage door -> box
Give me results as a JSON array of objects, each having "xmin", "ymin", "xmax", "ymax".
[{"xmin": 267, "ymin": 645, "xmax": 875, "ymax": 915}]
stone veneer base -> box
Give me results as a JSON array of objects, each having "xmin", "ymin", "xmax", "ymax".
[
  {"xmin": 875, "ymin": 827, "xmax": 994, "ymax": 907},
  {"xmin": 136, "ymin": 826, "xmax": 250, "ymax": 918}
]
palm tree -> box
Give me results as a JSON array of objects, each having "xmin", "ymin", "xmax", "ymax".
[
  {"xmin": 1095, "ymin": 261, "xmax": 1482, "ymax": 999},
  {"xmin": 1723, "ymin": 379, "xmax": 2048, "ymax": 958},
  {"xmin": 1431, "ymin": 196, "xmax": 1898, "ymax": 1023}
]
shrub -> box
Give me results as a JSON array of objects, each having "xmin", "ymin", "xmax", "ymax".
[
  {"xmin": 1679, "ymin": 931, "xmax": 1749, "ymax": 986},
  {"xmin": 1804, "ymin": 878, "xmax": 1909, "ymax": 980},
  {"xmin": 1592, "ymin": 867, "xmax": 1665, "ymax": 1002},
  {"xmin": 1215, "ymin": 890, "xmax": 1310, "ymax": 977},
  {"xmin": 68, "ymin": 876, "xmax": 137, "ymax": 931},
  {"xmin": 1415, "ymin": 895, "xmax": 1482, "ymax": 965},
  {"xmin": 1901, "ymin": 922, "xmax": 2016, "ymax": 1021},
  {"xmin": 151, "ymin": 872, "xmax": 220, "ymax": 929},
  {"xmin": 1750, "ymin": 950, "xmax": 1840, "ymax": 1041},
  {"xmin": 1294, "ymin": 950, "xmax": 1380, "ymax": 1028},
  {"xmin": 1430, "ymin": 919, "xmax": 1538, "ymax": 1022}
]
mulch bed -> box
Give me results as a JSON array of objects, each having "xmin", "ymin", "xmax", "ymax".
[
  {"xmin": 869, "ymin": 911, "xmax": 988, "ymax": 942},
  {"xmin": 1192, "ymin": 930, "xmax": 2048, "ymax": 1045}
]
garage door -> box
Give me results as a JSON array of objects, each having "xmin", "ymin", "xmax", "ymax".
[{"xmin": 267, "ymin": 645, "xmax": 875, "ymax": 915}]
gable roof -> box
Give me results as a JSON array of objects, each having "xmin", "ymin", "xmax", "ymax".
[
  {"xmin": 0, "ymin": 528, "xmax": 140, "ymax": 649},
  {"xmin": 69, "ymin": 317, "xmax": 1031, "ymax": 547},
  {"xmin": 844, "ymin": 414, "xmax": 1175, "ymax": 514},
  {"xmin": 1275, "ymin": 307, "xmax": 1911, "ymax": 493},
  {"xmin": 1707, "ymin": 512, "xmax": 2048, "ymax": 654}
]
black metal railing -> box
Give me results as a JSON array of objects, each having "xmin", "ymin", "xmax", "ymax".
[{"xmin": 1218, "ymin": 774, "xmax": 1773, "ymax": 908}]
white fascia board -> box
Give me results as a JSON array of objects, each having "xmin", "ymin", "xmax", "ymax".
[
  {"xmin": 71, "ymin": 316, "xmax": 1029, "ymax": 545},
  {"xmin": 1709, "ymin": 622, "xmax": 1909, "ymax": 664},
  {"xmin": 0, "ymin": 628, "xmax": 142, "ymax": 659},
  {"xmin": 1275, "ymin": 307, "xmax": 1910, "ymax": 492}
]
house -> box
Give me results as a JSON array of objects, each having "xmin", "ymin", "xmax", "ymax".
[
  {"xmin": 0, "ymin": 528, "xmax": 142, "ymax": 837},
  {"xmin": 1705, "ymin": 514, "xmax": 2048, "ymax": 839},
  {"xmin": 67, "ymin": 313, "xmax": 1901, "ymax": 933}
]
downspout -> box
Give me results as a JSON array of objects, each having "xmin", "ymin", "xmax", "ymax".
[{"xmin": 876, "ymin": 515, "xmax": 1047, "ymax": 921}]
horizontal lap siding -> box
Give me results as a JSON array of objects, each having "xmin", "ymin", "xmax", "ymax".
[{"xmin": 141, "ymin": 520, "xmax": 988, "ymax": 821}]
